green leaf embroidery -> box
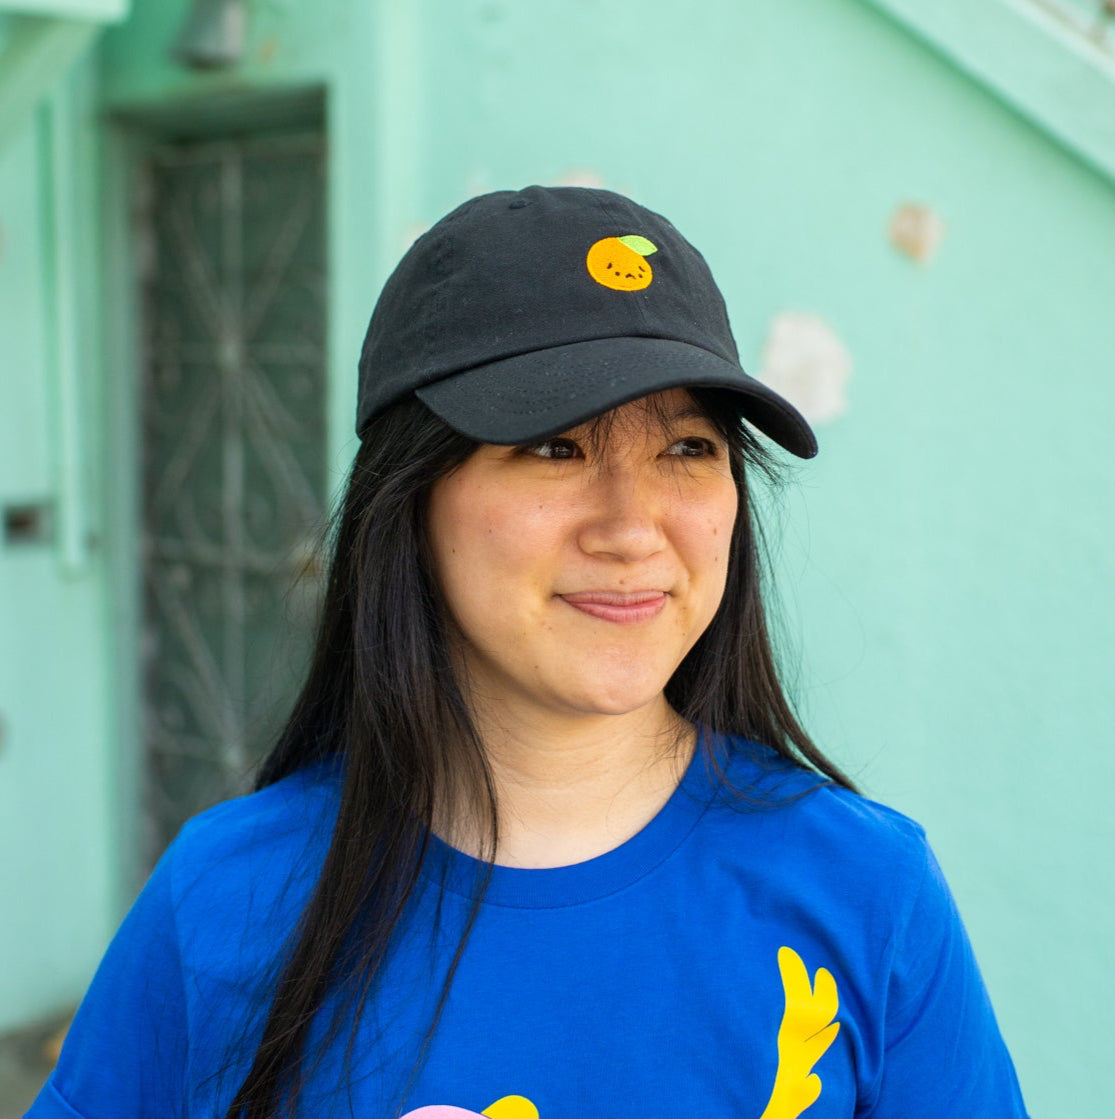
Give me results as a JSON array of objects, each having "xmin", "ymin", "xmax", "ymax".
[{"xmin": 617, "ymin": 234, "xmax": 658, "ymax": 257}]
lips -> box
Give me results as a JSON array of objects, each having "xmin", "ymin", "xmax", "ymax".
[{"xmin": 558, "ymin": 590, "xmax": 667, "ymax": 624}]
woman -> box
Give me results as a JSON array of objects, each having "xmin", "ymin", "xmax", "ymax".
[{"xmin": 28, "ymin": 186, "xmax": 1029, "ymax": 1118}]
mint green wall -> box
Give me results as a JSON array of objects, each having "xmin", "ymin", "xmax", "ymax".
[
  {"xmin": 4, "ymin": 0, "xmax": 1111, "ymax": 1113},
  {"xmin": 0, "ymin": 54, "xmax": 118, "ymax": 1030}
]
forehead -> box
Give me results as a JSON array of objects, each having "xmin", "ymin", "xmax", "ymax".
[{"xmin": 561, "ymin": 388, "xmax": 714, "ymax": 440}]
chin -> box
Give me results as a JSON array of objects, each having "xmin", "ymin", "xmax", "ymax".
[{"xmin": 558, "ymin": 669, "xmax": 676, "ymax": 718}]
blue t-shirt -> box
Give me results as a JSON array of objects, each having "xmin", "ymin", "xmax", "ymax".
[{"xmin": 28, "ymin": 735, "xmax": 1029, "ymax": 1118}]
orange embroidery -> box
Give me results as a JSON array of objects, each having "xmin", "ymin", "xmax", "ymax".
[{"xmin": 585, "ymin": 234, "xmax": 657, "ymax": 291}]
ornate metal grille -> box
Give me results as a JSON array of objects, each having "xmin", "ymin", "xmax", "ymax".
[{"xmin": 138, "ymin": 132, "xmax": 327, "ymax": 862}]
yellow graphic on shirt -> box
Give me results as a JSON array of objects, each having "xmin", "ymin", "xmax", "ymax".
[
  {"xmin": 483, "ymin": 1098, "xmax": 538, "ymax": 1119},
  {"xmin": 401, "ymin": 1096, "xmax": 538, "ymax": 1118},
  {"xmin": 585, "ymin": 234, "xmax": 657, "ymax": 291},
  {"xmin": 757, "ymin": 947, "xmax": 841, "ymax": 1119},
  {"xmin": 401, "ymin": 947, "xmax": 839, "ymax": 1119}
]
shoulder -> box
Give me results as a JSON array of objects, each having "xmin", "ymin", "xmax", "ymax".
[
  {"xmin": 697, "ymin": 745, "xmax": 1029, "ymax": 1115},
  {"xmin": 163, "ymin": 759, "xmax": 342, "ymax": 933},
  {"xmin": 172, "ymin": 757, "xmax": 342, "ymax": 855},
  {"xmin": 32, "ymin": 765, "xmax": 344, "ymax": 1119},
  {"xmin": 712, "ymin": 733, "xmax": 926, "ymax": 842},
  {"xmin": 699, "ymin": 734, "xmax": 936, "ymax": 926}
]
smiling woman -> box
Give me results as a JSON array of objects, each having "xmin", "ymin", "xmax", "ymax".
[
  {"xmin": 426, "ymin": 389, "xmax": 740, "ymax": 866},
  {"xmin": 428, "ymin": 393, "xmax": 736, "ymax": 719},
  {"xmin": 26, "ymin": 187, "xmax": 1030, "ymax": 1119}
]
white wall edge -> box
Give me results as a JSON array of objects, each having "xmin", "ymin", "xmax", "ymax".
[{"xmin": 859, "ymin": 0, "xmax": 1115, "ymax": 185}]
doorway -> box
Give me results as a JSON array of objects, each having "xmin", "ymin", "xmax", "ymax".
[{"xmin": 136, "ymin": 130, "xmax": 327, "ymax": 860}]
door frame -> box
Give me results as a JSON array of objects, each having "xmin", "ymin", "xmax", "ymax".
[{"xmin": 97, "ymin": 86, "xmax": 328, "ymax": 900}]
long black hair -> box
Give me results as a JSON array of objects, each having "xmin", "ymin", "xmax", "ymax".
[{"xmin": 223, "ymin": 389, "xmax": 857, "ymax": 1118}]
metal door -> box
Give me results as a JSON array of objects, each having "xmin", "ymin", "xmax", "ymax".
[{"xmin": 138, "ymin": 132, "xmax": 327, "ymax": 860}]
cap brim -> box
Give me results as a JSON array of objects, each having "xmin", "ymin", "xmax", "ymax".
[{"xmin": 415, "ymin": 336, "xmax": 818, "ymax": 458}]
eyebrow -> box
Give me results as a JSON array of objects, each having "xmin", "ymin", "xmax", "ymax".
[
  {"xmin": 656, "ymin": 404, "xmax": 719, "ymax": 428},
  {"xmin": 551, "ymin": 401, "xmax": 720, "ymax": 446}
]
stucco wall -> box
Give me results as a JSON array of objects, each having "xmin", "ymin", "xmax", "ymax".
[{"xmin": 0, "ymin": 58, "xmax": 117, "ymax": 1029}]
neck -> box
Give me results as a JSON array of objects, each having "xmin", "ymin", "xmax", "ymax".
[{"xmin": 436, "ymin": 695, "xmax": 696, "ymax": 869}]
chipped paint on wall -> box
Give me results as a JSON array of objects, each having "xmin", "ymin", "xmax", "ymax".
[
  {"xmin": 757, "ymin": 311, "xmax": 852, "ymax": 426},
  {"xmin": 552, "ymin": 167, "xmax": 606, "ymax": 189},
  {"xmin": 888, "ymin": 201, "xmax": 946, "ymax": 263}
]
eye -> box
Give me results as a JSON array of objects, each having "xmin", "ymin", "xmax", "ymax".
[
  {"xmin": 664, "ymin": 436, "xmax": 719, "ymax": 458},
  {"xmin": 522, "ymin": 437, "xmax": 582, "ymax": 460}
]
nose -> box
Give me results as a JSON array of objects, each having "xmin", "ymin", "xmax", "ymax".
[{"xmin": 576, "ymin": 467, "xmax": 667, "ymax": 563}]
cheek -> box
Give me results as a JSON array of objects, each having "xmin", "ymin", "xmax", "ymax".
[
  {"xmin": 452, "ymin": 504, "xmax": 549, "ymax": 577},
  {"xmin": 428, "ymin": 483, "xmax": 556, "ymax": 621},
  {"xmin": 681, "ymin": 487, "xmax": 738, "ymax": 581},
  {"xmin": 673, "ymin": 491, "xmax": 737, "ymax": 639}
]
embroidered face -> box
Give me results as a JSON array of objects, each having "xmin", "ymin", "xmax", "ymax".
[{"xmin": 585, "ymin": 234, "xmax": 658, "ymax": 291}]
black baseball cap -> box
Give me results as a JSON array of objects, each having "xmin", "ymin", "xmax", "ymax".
[{"xmin": 356, "ymin": 186, "xmax": 817, "ymax": 458}]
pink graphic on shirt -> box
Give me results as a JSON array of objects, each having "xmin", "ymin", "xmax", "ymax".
[
  {"xmin": 402, "ymin": 1109, "xmax": 487, "ymax": 1118},
  {"xmin": 402, "ymin": 1097, "xmax": 537, "ymax": 1119}
]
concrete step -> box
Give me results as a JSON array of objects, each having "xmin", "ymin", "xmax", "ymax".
[{"xmin": 0, "ymin": 1013, "xmax": 71, "ymax": 1119}]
